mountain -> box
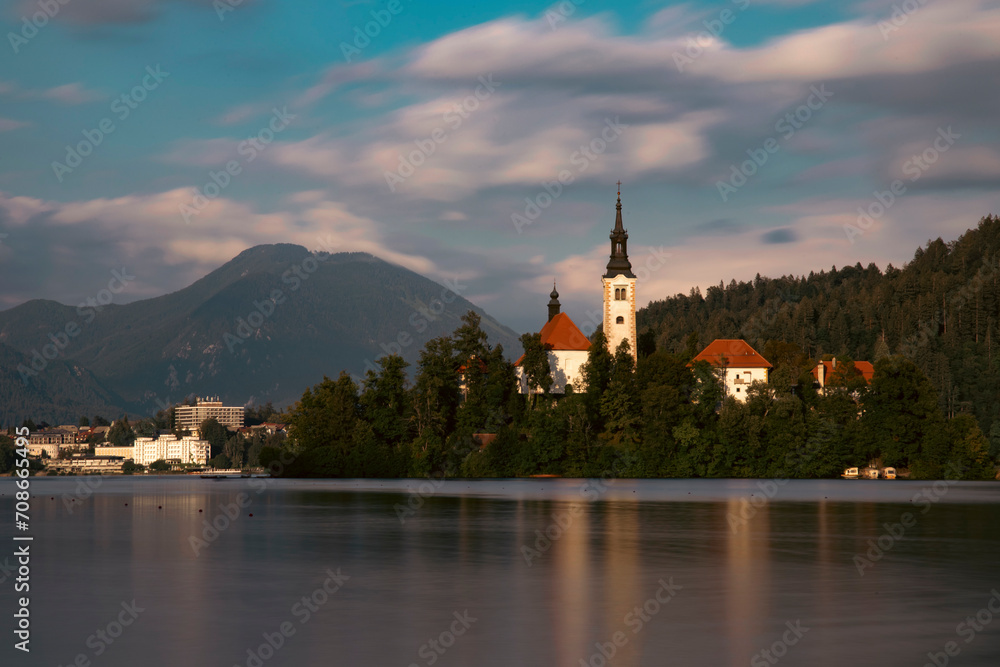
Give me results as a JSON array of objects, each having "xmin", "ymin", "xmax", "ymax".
[
  {"xmin": 0, "ymin": 245, "xmax": 521, "ymax": 423},
  {"xmin": 638, "ymin": 214, "xmax": 1000, "ymax": 436},
  {"xmin": 0, "ymin": 341, "xmax": 128, "ymax": 426}
]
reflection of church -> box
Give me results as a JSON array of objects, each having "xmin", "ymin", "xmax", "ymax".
[{"xmin": 516, "ymin": 189, "xmax": 637, "ymax": 394}]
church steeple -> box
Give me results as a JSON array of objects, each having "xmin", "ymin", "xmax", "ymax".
[
  {"xmin": 605, "ymin": 183, "xmax": 635, "ymax": 279},
  {"xmin": 547, "ymin": 281, "xmax": 561, "ymax": 321},
  {"xmin": 602, "ymin": 181, "xmax": 637, "ymax": 362}
]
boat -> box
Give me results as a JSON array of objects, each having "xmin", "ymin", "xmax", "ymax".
[
  {"xmin": 841, "ymin": 467, "xmax": 859, "ymax": 479},
  {"xmin": 861, "ymin": 466, "xmax": 880, "ymax": 479},
  {"xmin": 882, "ymin": 467, "xmax": 897, "ymax": 480}
]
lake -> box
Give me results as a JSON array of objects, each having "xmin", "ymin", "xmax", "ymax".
[{"xmin": 1, "ymin": 477, "xmax": 999, "ymax": 666}]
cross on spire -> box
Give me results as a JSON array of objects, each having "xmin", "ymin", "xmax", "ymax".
[{"xmin": 616, "ymin": 180, "xmax": 622, "ymax": 195}]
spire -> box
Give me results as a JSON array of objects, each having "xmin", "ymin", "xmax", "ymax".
[
  {"xmin": 547, "ymin": 280, "xmax": 561, "ymax": 321},
  {"xmin": 605, "ymin": 182, "xmax": 635, "ymax": 279}
]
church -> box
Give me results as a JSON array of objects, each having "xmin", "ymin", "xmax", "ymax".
[{"xmin": 516, "ymin": 188, "xmax": 637, "ymax": 395}]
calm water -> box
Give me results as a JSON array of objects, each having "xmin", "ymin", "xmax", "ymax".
[{"xmin": 1, "ymin": 477, "xmax": 999, "ymax": 667}]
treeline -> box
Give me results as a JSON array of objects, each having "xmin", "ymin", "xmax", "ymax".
[
  {"xmin": 269, "ymin": 312, "xmax": 997, "ymax": 480},
  {"xmin": 641, "ymin": 214, "xmax": 1000, "ymax": 438}
]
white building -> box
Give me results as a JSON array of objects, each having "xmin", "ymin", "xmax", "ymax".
[
  {"xmin": 516, "ymin": 284, "xmax": 591, "ymax": 395},
  {"xmin": 93, "ymin": 445, "xmax": 135, "ymax": 459},
  {"xmin": 603, "ymin": 189, "xmax": 637, "ymax": 361},
  {"xmin": 27, "ymin": 430, "xmax": 73, "ymax": 458},
  {"xmin": 95, "ymin": 435, "xmax": 210, "ymax": 466},
  {"xmin": 174, "ymin": 397, "xmax": 244, "ymax": 433},
  {"xmin": 692, "ymin": 339, "xmax": 773, "ymax": 402}
]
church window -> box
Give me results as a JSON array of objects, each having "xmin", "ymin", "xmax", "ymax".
[{"xmin": 616, "ymin": 316, "xmax": 624, "ymax": 324}]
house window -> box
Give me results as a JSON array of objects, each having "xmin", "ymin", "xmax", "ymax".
[
  {"xmin": 616, "ymin": 316, "xmax": 624, "ymax": 324},
  {"xmin": 736, "ymin": 387, "xmax": 741, "ymax": 392}
]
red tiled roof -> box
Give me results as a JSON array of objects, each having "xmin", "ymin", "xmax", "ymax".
[
  {"xmin": 812, "ymin": 360, "xmax": 875, "ymax": 383},
  {"xmin": 692, "ymin": 339, "xmax": 772, "ymax": 368},
  {"xmin": 515, "ymin": 312, "xmax": 591, "ymax": 365},
  {"xmin": 539, "ymin": 312, "xmax": 591, "ymax": 351}
]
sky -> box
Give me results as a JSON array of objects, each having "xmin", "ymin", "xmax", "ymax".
[{"xmin": 1, "ymin": 0, "xmax": 999, "ymax": 334}]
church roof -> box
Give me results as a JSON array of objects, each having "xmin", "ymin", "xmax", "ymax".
[
  {"xmin": 540, "ymin": 312, "xmax": 591, "ymax": 351},
  {"xmin": 692, "ymin": 339, "xmax": 773, "ymax": 368},
  {"xmin": 515, "ymin": 312, "xmax": 591, "ymax": 365}
]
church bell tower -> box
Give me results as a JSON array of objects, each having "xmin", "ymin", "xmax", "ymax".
[{"xmin": 603, "ymin": 184, "xmax": 637, "ymax": 361}]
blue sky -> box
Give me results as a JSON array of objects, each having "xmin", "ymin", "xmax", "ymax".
[{"xmin": 2, "ymin": 0, "xmax": 999, "ymax": 333}]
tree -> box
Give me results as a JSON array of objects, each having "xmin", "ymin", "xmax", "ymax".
[
  {"xmin": 209, "ymin": 453, "xmax": 232, "ymax": 470},
  {"xmin": 0, "ymin": 435, "xmax": 15, "ymax": 474},
  {"xmin": 122, "ymin": 461, "xmax": 144, "ymax": 475},
  {"xmin": 199, "ymin": 418, "xmax": 230, "ymax": 458},
  {"xmin": 412, "ymin": 336, "xmax": 460, "ymax": 442},
  {"xmin": 360, "ymin": 354, "xmax": 413, "ymax": 449},
  {"xmin": 107, "ymin": 416, "xmax": 135, "ymax": 447},
  {"xmin": 149, "ymin": 459, "xmax": 170, "ymax": 472},
  {"xmin": 600, "ymin": 340, "xmax": 641, "ymax": 449},
  {"xmin": 92, "ymin": 415, "xmax": 110, "ymax": 427},
  {"xmin": 245, "ymin": 402, "xmax": 280, "ymax": 426},
  {"xmin": 78, "ymin": 416, "xmax": 90, "ymax": 427},
  {"xmin": 133, "ymin": 418, "xmax": 157, "ymax": 438},
  {"xmin": 861, "ymin": 355, "xmax": 944, "ymax": 468},
  {"xmin": 287, "ymin": 372, "xmax": 360, "ymax": 453},
  {"xmin": 519, "ymin": 332, "xmax": 553, "ymax": 402},
  {"xmin": 637, "ymin": 329, "xmax": 657, "ymax": 359},
  {"xmin": 580, "ymin": 330, "xmax": 614, "ymax": 430}
]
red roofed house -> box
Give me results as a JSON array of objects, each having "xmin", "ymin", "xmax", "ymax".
[
  {"xmin": 691, "ymin": 339, "xmax": 773, "ymax": 402},
  {"xmin": 516, "ymin": 283, "xmax": 592, "ymax": 395},
  {"xmin": 812, "ymin": 358, "xmax": 875, "ymax": 394}
]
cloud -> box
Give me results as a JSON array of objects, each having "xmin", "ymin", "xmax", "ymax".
[
  {"xmin": 761, "ymin": 228, "xmax": 798, "ymax": 244},
  {"xmin": 38, "ymin": 83, "xmax": 103, "ymax": 104},
  {"xmin": 0, "ymin": 80, "xmax": 103, "ymax": 105},
  {"xmin": 0, "ymin": 117, "xmax": 30, "ymax": 131},
  {"xmin": 12, "ymin": 0, "xmax": 222, "ymax": 25},
  {"xmin": 545, "ymin": 190, "xmax": 1000, "ymax": 317},
  {"xmin": 257, "ymin": 1, "xmax": 1000, "ymax": 204},
  {"xmin": 0, "ymin": 189, "xmax": 446, "ymax": 310}
]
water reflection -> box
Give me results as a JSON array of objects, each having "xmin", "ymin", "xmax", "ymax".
[
  {"xmin": 725, "ymin": 496, "xmax": 770, "ymax": 666},
  {"xmin": 2, "ymin": 478, "xmax": 999, "ymax": 667}
]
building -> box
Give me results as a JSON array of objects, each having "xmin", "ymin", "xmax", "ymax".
[
  {"xmin": 812, "ymin": 358, "xmax": 875, "ymax": 394},
  {"xmin": 93, "ymin": 445, "xmax": 135, "ymax": 459},
  {"xmin": 75, "ymin": 426, "xmax": 110, "ymax": 444},
  {"xmin": 515, "ymin": 284, "xmax": 591, "ymax": 394},
  {"xmin": 515, "ymin": 188, "xmax": 641, "ymax": 394},
  {"xmin": 27, "ymin": 430, "xmax": 74, "ymax": 458},
  {"xmin": 174, "ymin": 397, "xmax": 244, "ymax": 433},
  {"xmin": 603, "ymin": 187, "xmax": 637, "ymax": 361},
  {"xmin": 135, "ymin": 435, "xmax": 211, "ymax": 466},
  {"xmin": 692, "ymin": 339, "xmax": 773, "ymax": 402},
  {"xmin": 46, "ymin": 457, "xmax": 126, "ymax": 475},
  {"xmin": 95, "ymin": 435, "xmax": 211, "ymax": 466}
]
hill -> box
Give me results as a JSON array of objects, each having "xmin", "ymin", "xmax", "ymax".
[
  {"xmin": 0, "ymin": 341, "xmax": 128, "ymax": 426},
  {"xmin": 639, "ymin": 214, "xmax": 1000, "ymax": 436},
  {"xmin": 0, "ymin": 245, "xmax": 520, "ymax": 423}
]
